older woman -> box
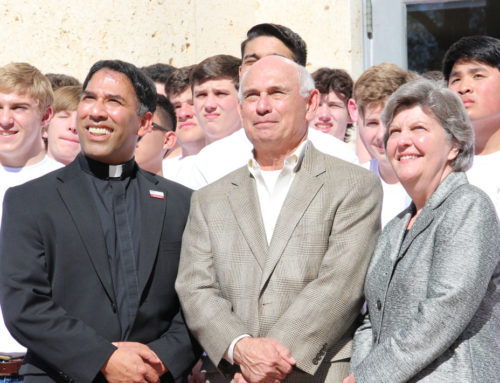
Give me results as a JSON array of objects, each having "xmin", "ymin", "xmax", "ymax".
[{"xmin": 346, "ymin": 78, "xmax": 500, "ymax": 382}]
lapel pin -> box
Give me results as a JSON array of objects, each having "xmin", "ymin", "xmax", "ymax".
[{"xmin": 149, "ymin": 190, "xmax": 165, "ymax": 199}]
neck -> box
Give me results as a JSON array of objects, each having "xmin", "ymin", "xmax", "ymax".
[
  {"xmin": 0, "ymin": 147, "xmax": 45, "ymax": 168},
  {"xmin": 140, "ymin": 159, "xmax": 162, "ymax": 176},
  {"xmin": 164, "ymin": 144, "xmax": 182, "ymax": 159},
  {"xmin": 378, "ymin": 159, "xmax": 399, "ymax": 184},
  {"xmin": 182, "ymin": 139, "xmax": 205, "ymax": 157},
  {"xmin": 254, "ymin": 140, "xmax": 304, "ymax": 171},
  {"xmin": 473, "ymin": 118, "xmax": 500, "ymax": 155}
]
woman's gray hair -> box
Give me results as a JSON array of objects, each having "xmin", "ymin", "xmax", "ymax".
[
  {"xmin": 381, "ymin": 78, "xmax": 474, "ymax": 172},
  {"xmin": 238, "ymin": 56, "xmax": 315, "ymax": 102}
]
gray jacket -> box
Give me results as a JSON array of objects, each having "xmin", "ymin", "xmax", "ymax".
[{"xmin": 351, "ymin": 172, "xmax": 500, "ymax": 382}]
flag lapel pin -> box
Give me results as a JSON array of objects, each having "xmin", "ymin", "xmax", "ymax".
[{"xmin": 149, "ymin": 190, "xmax": 165, "ymax": 199}]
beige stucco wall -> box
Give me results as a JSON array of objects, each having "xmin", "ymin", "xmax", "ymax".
[{"xmin": 0, "ymin": 0, "xmax": 363, "ymax": 81}]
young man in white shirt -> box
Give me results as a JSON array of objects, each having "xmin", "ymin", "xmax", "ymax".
[
  {"xmin": 444, "ymin": 35, "xmax": 500, "ymax": 216},
  {"xmin": 191, "ymin": 54, "xmax": 242, "ymax": 145},
  {"xmin": 0, "ymin": 62, "xmax": 63, "ymax": 371},
  {"xmin": 348, "ymin": 63, "xmax": 415, "ymax": 226}
]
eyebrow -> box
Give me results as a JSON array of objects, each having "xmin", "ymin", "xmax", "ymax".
[
  {"xmin": 449, "ymin": 66, "xmax": 487, "ymax": 78},
  {"xmin": 82, "ymin": 90, "xmax": 127, "ymax": 102},
  {"xmin": 243, "ymin": 53, "xmax": 259, "ymax": 61}
]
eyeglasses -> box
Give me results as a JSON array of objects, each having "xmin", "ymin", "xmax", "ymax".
[
  {"xmin": 152, "ymin": 122, "xmax": 170, "ymax": 132},
  {"xmin": 137, "ymin": 122, "xmax": 170, "ymax": 142}
]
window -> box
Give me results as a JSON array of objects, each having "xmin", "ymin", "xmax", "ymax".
[{"xmin": 363, "ymin": 0, "xmax": 500, "ymax": 72}]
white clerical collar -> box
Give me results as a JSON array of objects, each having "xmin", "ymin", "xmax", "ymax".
[{"xmin": 109, "ymin": 164, "xmax": 123, "ymax": 178}]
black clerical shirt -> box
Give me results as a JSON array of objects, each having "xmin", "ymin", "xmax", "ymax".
[{"xmin": 78, "ymin": 154, "xmax": 141, "ymax": 339}]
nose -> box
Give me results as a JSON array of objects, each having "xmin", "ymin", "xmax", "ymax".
[
  {"xmin": 0, "ymin": 108, "xmax": 14, "ymax": 128},
  {"xmin": 177, "ymin": 103, "xmax": 193, "ymax": 122},
  {"xmin": 89, "ymin": 99, "xmax": 107, "ymax": 122},
  {"xmin": 256, "ymin": 93, "xmax": 272, "ymax": 115},
  {"xmin": 68, "ymin": 112, "xmax": 78, "ymax": 134},
  {"xmin": 457, "ymin": 77, "xmax": 472, "ymax": 95},
  {"xmin": 204, "ymin": 93, "xmax": 217, "ymax": 112},
  {"xmin": 375, "ymin": 123, "xmax": 386, "ymax": 144},
  {"xmin": 395, "ymin": 129, "xmax": 412, "ymax": 150},
  {"xmin": 317, "ymin": 103, "xmax": 331, "ymax": 122}
]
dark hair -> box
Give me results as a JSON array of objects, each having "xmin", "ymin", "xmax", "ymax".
[
  {"xmin": 312, "ymin": 67, "xmax": 353, "ymax": 101},
  {"xmin": 241, "ymin": 23, "xmax": 307, "ymax": 66},
  {"xmin": 312, "ymin": 67, "xmax": 354, "ymax": 142},
  {"xmin": 191, "ymin": 55, "xmax": 241, "ymax": 91},
  {"xmin": 165, "ymin": 65, "xmax": 196, "ymax": 97},
  {"xmin": 442, "ymin": 35, "xmax": 500, "ymax": 81},
  {"xmin": 45, "ymin": 73, "xmax": 81, "ymax": 91},
  {"xmin": 141, "ymin": 63, "xmax": 176, "ymax": 85},
  {"xmin": 82, "ymin": 59, "xmax": 156, "ymax": 115},
  {"xmin": 156, "ymin": 94, "xmax": 177, "ymax": 132}
]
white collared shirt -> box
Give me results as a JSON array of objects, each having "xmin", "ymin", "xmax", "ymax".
[
  {"xmin": 247, "ymin": 140, "xmax": 307, "ymax": 243},
  {"xmin": 225, "ymin": 140, "xmax": 307, "ymax": 364},
  {"xmin": 186, "ymin": 127, "xmax": 358, "ymax": 190}
]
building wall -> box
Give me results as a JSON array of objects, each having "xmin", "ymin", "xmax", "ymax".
[{"xmin": 0, "ymin": 0, "xmax": 363, "ymax": 81}]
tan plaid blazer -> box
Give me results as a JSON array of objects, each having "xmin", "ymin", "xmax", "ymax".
[{"xmin": 176, "ymin": 143, "xmax": 382, "ymax": 382}]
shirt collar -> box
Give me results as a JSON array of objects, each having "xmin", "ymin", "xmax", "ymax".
[
  {"xmin": 248, "ymin": 138, "xmax": 308, "ymax": 174},
  {"xmin": 78, "ymin": 153, "xmax": 137, "ymax": 180}
]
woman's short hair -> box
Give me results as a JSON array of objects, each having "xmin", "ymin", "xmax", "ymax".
[{"xmin": 382, "ymin": 78, "xmax": 474, "ymax": 172}]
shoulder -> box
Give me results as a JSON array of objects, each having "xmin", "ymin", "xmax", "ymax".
[
  {"xmin": 193, "ymin": 165, "xmax": 248, "ymax": 200},
  {"xmin": 439, "ymin": 173, "xmax": 496, "ymax": 213},
  {"xmin": 313, "ymin": 145, "xmax": 380, "ymax": 188},
  {"xmin": 307, "ymin": 128, "xmax": 359, "ymax": 164}
]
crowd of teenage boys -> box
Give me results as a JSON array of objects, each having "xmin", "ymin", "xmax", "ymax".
[{"xmin": 0, "ymin": 21, "xmax": 499, "ymax": 382}]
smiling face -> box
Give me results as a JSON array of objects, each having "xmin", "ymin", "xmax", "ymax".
[
  {"xmin": 386, "ymin": 104, "xmax": 458, "ymax": 205},
  {"xmin": 357, "ymin": 102, "xmax": 387, "ymax": 164},
  {"xmin": 311, "ymin": 90, "xmax": 350, "ymax": 140},
  {"xmin": 77, "ymin": 69, "xmax": 151, "ymax": 165},
  {"xmin": 193, "ymin": 77, "xmax": 241, "ymax": 144},
  {"xmin": 240, "ymin": 56, "xmax": 317, "ymax": 166},
  {"xmin": 0, "ymin": 90, "xmax": 51, "ymax": 167},
  {"xmin": 46, "ymin": 109, "xmax": 80, "ymax": 165}
]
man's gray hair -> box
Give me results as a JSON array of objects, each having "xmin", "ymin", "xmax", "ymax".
[
  {"xmin": 238, "ymin": 56, "xmax": 315, "ymax": 103},
  {"xmin": 382, "ymin": 78, "xmax": 474, "ymax": 172}
]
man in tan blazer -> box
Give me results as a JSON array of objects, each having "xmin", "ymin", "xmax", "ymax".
[{"xmin": 175, "ymin": 56, "xmax": 382, "ymax": 383}]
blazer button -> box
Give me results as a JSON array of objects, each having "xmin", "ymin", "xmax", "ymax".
[
  {"xmin": 111, "ymin": 303, "xmax": 117, "ymax": 313},
  {"xmin": 376, "ymin": 299, "xmax": 382, "ymax": 310},
  {"xmin": 373, "ymin": 330, "xmax": 378, "ymax": 343}
]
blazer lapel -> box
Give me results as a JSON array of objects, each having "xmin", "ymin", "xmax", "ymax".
[
  {"xmin": 136, "ymin": 170, "xmax": 166, "ymax": 297},
  {"xmin": 398, "ymin": 172, "xmax": 467, "ymax": 258},
  {"xmin": 56, "ymin": 163, "xmax": 114, "ymax": 300},
  {"xmin": 228, "ymin": 168, "xmax": 267, "ymax": 270},
  {"xmin": 260, "ymin": 144, "xmax": 324, "ymax": 290}
]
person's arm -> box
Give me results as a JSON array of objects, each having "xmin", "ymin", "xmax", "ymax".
[
  {"xmin": 146, "ymin": 309, "xmax": 200, "ymax": 380},
  {"xmin": 0, "ymin": 187, "xmax": 115, "ymax": 383},
  {"xmin": 265, "ymin": 172, "xmax": 382, "ymax": 375},
  {"xmin": 349, "ymin": 313, "xmax": 374, "ymax": 371},
  {"xmin": 175, "ymin": 191, "xmax": 250, "ymax": 366},
  {"xmin": 352, "ymin": 190, "xmax": 500, "ymax": 382}
]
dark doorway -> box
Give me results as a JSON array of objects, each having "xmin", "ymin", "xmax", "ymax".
[{"xmin": 407, "ymin": 0, "xmax": 500, "ymax": 72}]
